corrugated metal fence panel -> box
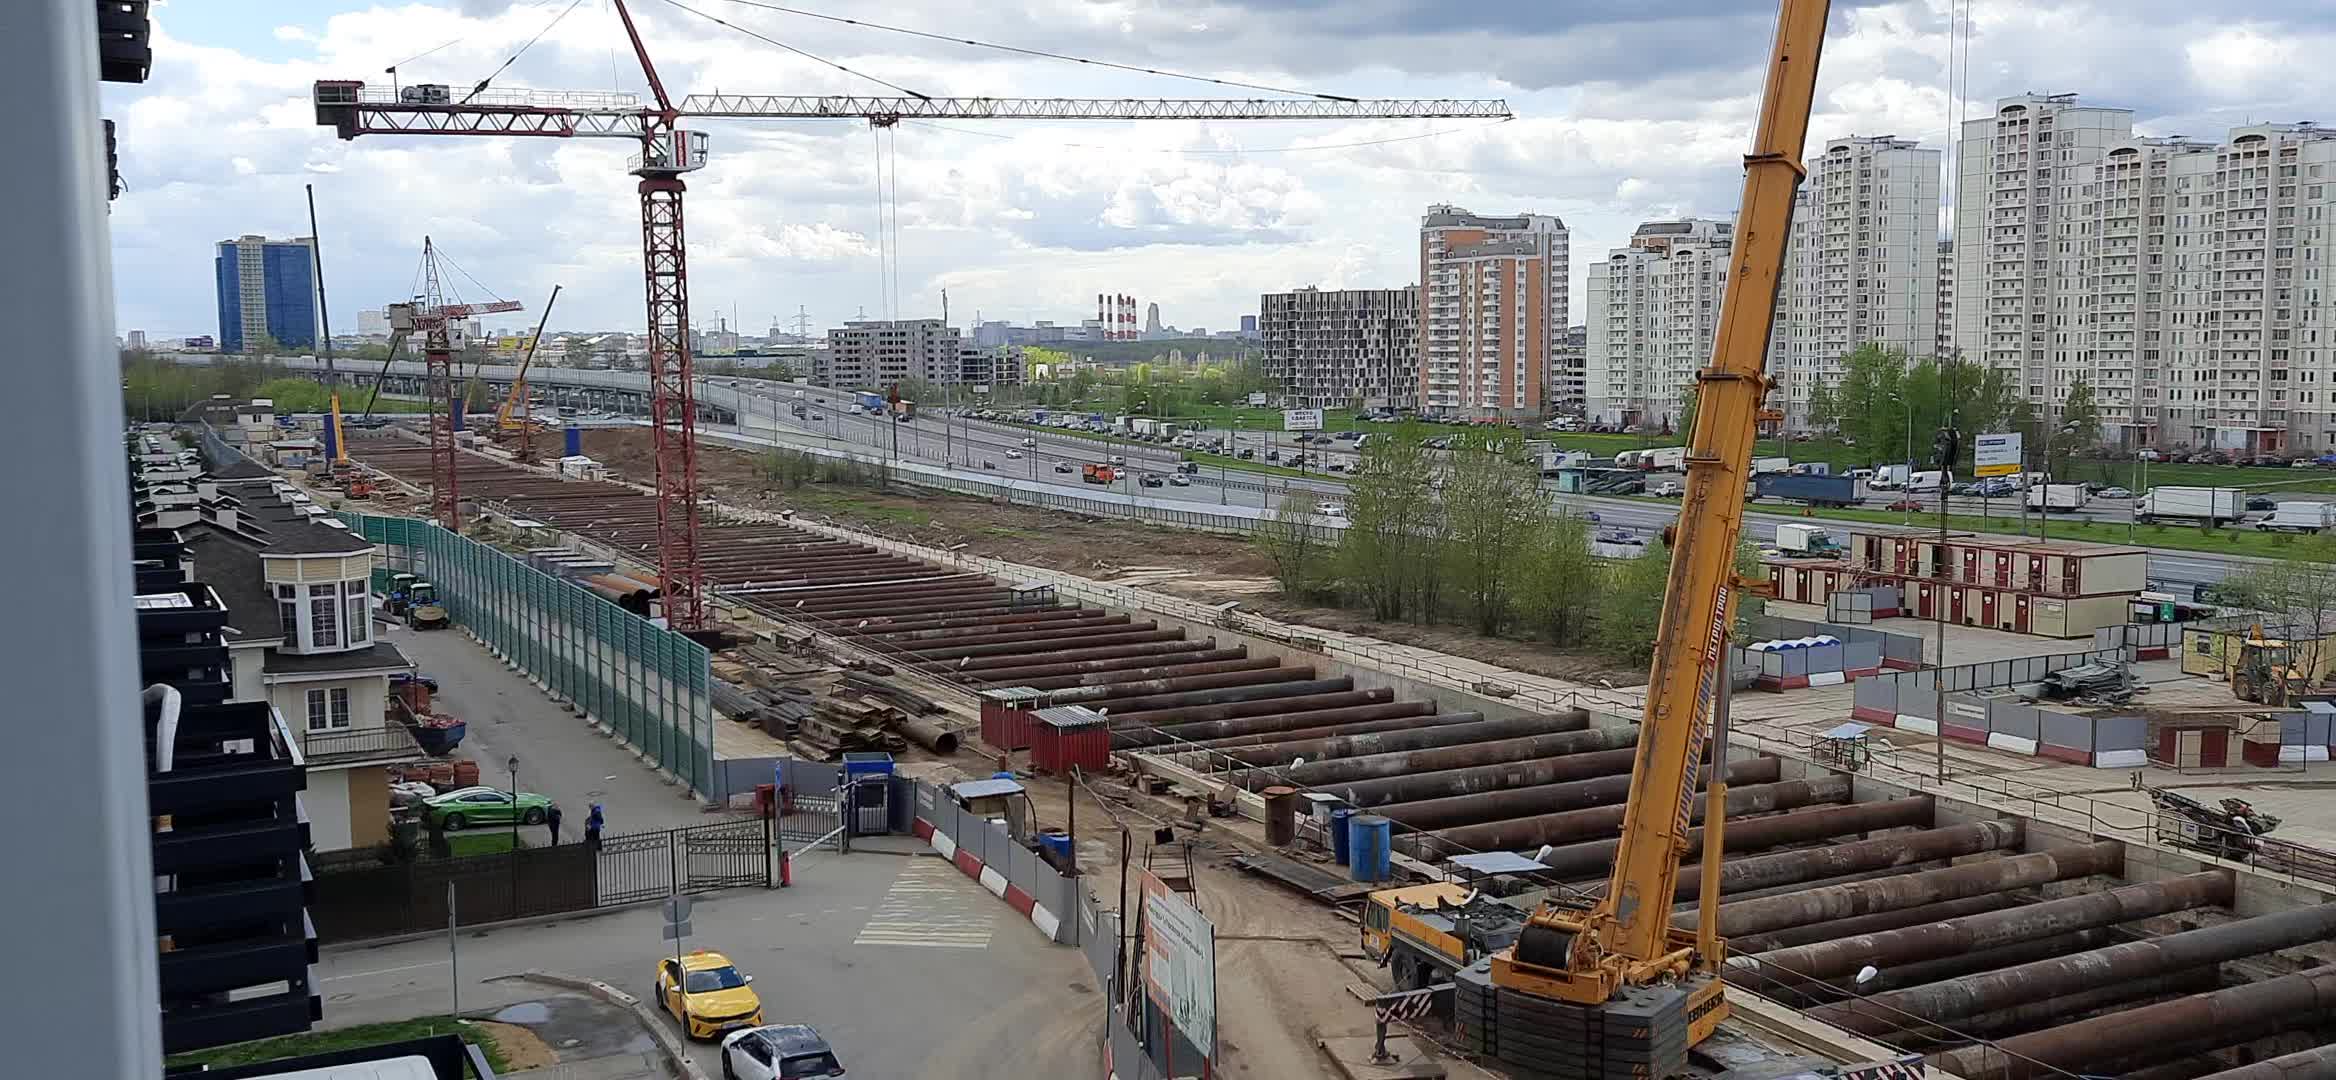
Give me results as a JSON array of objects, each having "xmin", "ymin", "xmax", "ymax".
[
  {"xmin": 2039, "ymin": 709, "xmax": 2095, "ymax": 753},
  {"xmin": 1855, "ymin": 677, "xmax": 1896, "ymax": 714},
  {"xmin": 1991, "ymin": 702, "xmax": 2040, "ymax": 741},
  {"xmin": 2095, "ymin": 714, "xmax": 2148, "ymax": 753},
  {"xmin": 1845, "ymin": 641, "xmax": 1883, "ymax": 670},
  {"xmin": 339, "ymin": 511, "xmax": 714, "ymax": 798}
]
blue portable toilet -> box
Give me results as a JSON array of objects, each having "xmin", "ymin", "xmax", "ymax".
[
  {"xmin": 1330, "ymin": 807, "xmax": 1359, "ymax": 865},
  {"xmin": 564, "ymin": 426, "xmax": 583, "ymax": 457},
  {"xmin": 1348, "ymin": 814, "xmax": 1392, "ymax": 882},
  {"xmin": 451, "ymin": 398, "xmax": 466, "ymax": 432}
]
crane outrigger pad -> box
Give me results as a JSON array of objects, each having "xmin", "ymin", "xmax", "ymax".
[{"xmin": 1458, "ymin": 961, "xmax": 1723, "ymax": 1080}]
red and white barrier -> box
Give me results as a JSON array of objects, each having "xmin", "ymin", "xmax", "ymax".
[{"xmin": 913, "ymin": 815, "xmax": 1063, "ymax": 943}]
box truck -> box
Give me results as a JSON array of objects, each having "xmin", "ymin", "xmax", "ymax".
[
  {"xmin": 1909, "ymin": 470, "xmax": 1952, "ymax": 494},
  {"xmin": 2134, "ymin": 486, "xmax": 2245, "ymax": 525},
  {"xmin": 1755, "ymin": 473, "xmax": 1865, "ymax": 508},
  {"xmin": 1870, "ymin": 464, "xmax": 1910, "ymax": 490},
  {"xmin": 1774, "ymin": 522, "xmax": 1845, "ymax": 556},
  {"xmin": 2025, "ymin": 483, "xmax": 2091, "ymax": 513}
]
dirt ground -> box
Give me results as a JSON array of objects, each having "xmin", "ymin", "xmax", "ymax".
[{"xmin": 471, "ymin": 1021, "xmax": 557, "ymax": 1071}]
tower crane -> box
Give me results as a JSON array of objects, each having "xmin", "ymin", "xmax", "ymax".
[
  {"xmin": 312, "ymin": 0, "xmax": 1510, "ymax": 632},
  {"xmin": 1477, "ymin": 0, "xmax": 1828, "ymax": 1076},
  {"xmin": 385, "ymin": 237, "xmax": 523, "ymax": 530}
]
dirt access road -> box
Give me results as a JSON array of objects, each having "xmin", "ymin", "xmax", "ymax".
[{"xmin": 582, "ymin": 430, "xmax": 1646, "ymax": 687}]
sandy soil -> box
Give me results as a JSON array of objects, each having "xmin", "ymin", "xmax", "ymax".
[{"xmin": 471, "ymin": 1021, "xmax": 557, "ymax": 1071}]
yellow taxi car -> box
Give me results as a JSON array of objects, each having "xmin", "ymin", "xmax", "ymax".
[{"xmin": 652, "ymin": 949, "xmax": 764, "ymax": 1041}]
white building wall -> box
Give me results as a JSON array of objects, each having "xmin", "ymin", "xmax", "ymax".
[
  {"xmin": 1771, "ymin": 136, "xmax": 1942, "ymax": 427},
  {"xmin": 305, "ymin": 767, "xmax": 352, "ymax": 852},
  {"xmin": 1584, "ymin": 219, "xmax": 1732, "ymax": 428}
]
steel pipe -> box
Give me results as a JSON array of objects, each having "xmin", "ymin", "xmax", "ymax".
[
  {"xmin": 1117, "ymin": 698, "xmax": 1426, "ymax": 749},
  {"xmin": 1037, "ymin": 666, "xmax": 1316, "ymax": 706},
  {"xmin": 898, "ymin": 716, "xmax": 961, "ymax": 755},
  {"xmin": 1739, "ymin": 869, "xmax": 2232, "ymax": 986},
  {"xmin": 1181, "ymin": 706, "xmax": 1486, "ymax": 751},
  {"xmin": 1694, "ymin": 841, "xmax": 2125, "ymax": 939},
  {"xmin": 956, "ymin": 638, "xmax": 1221, "ymax": 675},
  {"xmin": 1790, "ymin": 929, "xmax": 2117, "ymax": 1004},
  {"xmin": 1320, "ymin": 746, "xmax": 1643, "ymax": 807},
  {"xmin": 1384, "ymin": 754, "xmax": 1772, "ymax": 834},
  {"xmin": 1533, "ymin": 795, "xmax": 1933, "ymax": 881},
  {"xmin": 1111, "ymin": 687, "xmax": 1392, "ymax": 729},
  {"xmin": 1408, "ymin": 766, "xmax": 1817, "ymax": 856},
  {"xmin": 1723, "ymin": 892, "xmax": 2023, "ymax": 954},
  {"xmin": 1203, "ymin": 714, "xmax": 1586, "ymax": 770},
  {"xmin": 1681, "ymin": 819, "xmax": 2023, "ymax": 902},
  {"xmin": 1929, "ymin": 963, "xmax": 2336, "ymax": 1080},
  {"xmin": 1241, "ymin": 727, "xmax": 1639, "ymax": 792},
  {"xmin": 1814, "ymin": 897, "xmax": 2336, "ymax": 1039},
  {"xmin": 1885, "ymin": 967, "xmax": 2222, "ymax": 1050},
  {"xmin": 1012, "ymin": 655, "xmax": 1269, "ymax": 690},
  {"xmin": 899, "ymin": 622, "xmax": 1164, "ymax": 660}
]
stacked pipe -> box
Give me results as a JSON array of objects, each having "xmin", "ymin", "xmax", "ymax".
[
  {"xmin": 1531, "ymin": 795, "xmax": 1935, "ymax": 881},
  {"xmin": 1678, "ymin": 840, "xmax": 2125, "ymax": 937},
  {"xmin": 1929, "ymin": 963, "xmax": 2336, "ymax": 1080},
  {"xmin": 1402, "ymin": 759, "xmax": 1795, "ymax": 856}
]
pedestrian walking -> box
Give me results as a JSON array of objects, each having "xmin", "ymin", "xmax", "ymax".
[
  {"xmin": 545, "ymin": 804, "xmax": 564, "ymax": 846},
  {"xmin": 584, "ymin": 803, "xmax": 604, "ymax": 852}
]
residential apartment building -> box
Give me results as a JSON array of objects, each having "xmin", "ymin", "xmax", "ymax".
[
  {"xmin": 820, "ymin": 318, "xmax": 979, "ymax": 390},
  {"xmin": 1257, "ymin": 286, "xmax": 1420, "ymax": 409},
  {"xmin": 1551, "ymin": 324, "xmax": 1587, "ymax": 413},
  {"xmin": 1936, "ymin": 240, "xmax": 1956, "ymax": 358},
  {"xmin": 1958, "ymin": 93, "xmax": 2336, "ymax": 451},
  {"xmin": 214, "ymin": 234, "xmax": 319, "ymax": 353},
  {"xmin": 1585, "ymin": 219, "xmax": 1734, "ymax": 428},
  {"xmin": 1770, "ymin": 135, "xmax": 1942, "ymax": 427},
  {"xmin": 1953, "ymin": 94, "xmax": 2137, "ymax": 427},
  {"xmin": 1418, "ymin": 206, "xmax": 1568, "ymax": 418}
]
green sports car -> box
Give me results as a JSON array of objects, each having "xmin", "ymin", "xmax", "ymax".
[{"xmin": 422, "ymin": 786, "xmax": 555, "ymax": 830}]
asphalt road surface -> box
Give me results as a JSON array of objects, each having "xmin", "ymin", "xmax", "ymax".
[{"xmin": 316, "ymin": 852, "xmax": 1100, "ymax": 1079}]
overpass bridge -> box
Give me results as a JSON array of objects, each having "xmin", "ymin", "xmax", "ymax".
[{"xmin": 168, "ymin": 352, "xmax": 760, "ymax": 424}]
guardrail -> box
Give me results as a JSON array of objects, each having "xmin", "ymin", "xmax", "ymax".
[{"xmin": 300, "ymin": 723, "xmax": 426, "ymax": 765}]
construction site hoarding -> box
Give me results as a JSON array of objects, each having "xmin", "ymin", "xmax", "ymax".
[{"xmin": 1138, "ymin": 868, "xmax": 1217, "ymax": 1057}]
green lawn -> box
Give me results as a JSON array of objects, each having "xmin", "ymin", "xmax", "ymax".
[
  {"xmin": 165, "ymin": 1016, "xmax": 510, "ymax": 1075},
  {"xmin": 786, "ymin": 487, "xmax": 935, "ymax": 527},
  {"xmin": 444, "ymin": 831, "xmax": 520, "ymax": 857}
]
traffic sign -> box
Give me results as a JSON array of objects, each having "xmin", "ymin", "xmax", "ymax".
[
  {"xmin": 1974, "ymin": 432, "xmax": 2023, "ymax": 477},
  {"xmin": 661, "ymin": 895, "xmax": 694, "ymax": 924},
  {"xmin": 661, "ymin": 920, "xmax": 694, "ymax": 941}
]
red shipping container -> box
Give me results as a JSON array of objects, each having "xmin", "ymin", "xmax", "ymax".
[
  {"xmin": 1031, "ymin": 705, "xmax": 1111, "ymax": 774},
  {"xmin": 979, "ymin": 687, "xmax": 1046, "ymax": 751}
]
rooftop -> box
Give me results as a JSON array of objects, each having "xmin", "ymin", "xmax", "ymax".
[{"xmin": 264, "ymin": 641, "xmax": 412, "ymax": 677}]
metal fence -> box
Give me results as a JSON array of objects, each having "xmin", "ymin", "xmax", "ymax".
[
  {"xmin": 1746, "ymin": 612, "xmax": 1924, "ymax": 666},
  {"xmin": 910, "ymin": 780, "xmax": 1078, "ymax": 944},
  {"xmin": 1852, "ymin": 648, "xmax": 2121, "ymax": 722},
  {"xmin": 310, "ymin": 816, "xmax": 772, "ymax": 942},
  {"xmin": 339, "ymin": 512, "xmax": 716, "ymax": 798}
]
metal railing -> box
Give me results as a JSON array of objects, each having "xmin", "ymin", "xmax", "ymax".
[{"xmin": 299, "ymin": 723, "xmax": 426, "ymax": 765}]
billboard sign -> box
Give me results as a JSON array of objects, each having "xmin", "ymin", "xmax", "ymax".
[
  {"xmin": 1282, "ymin": 408, "xmax": 1325, "ymax": 432},
  {"xmin": 1974, "ymin": 432, "xmax": 2023, "ymax": 477},
  {"xmin": 1138, "ymin": 870, "xmax": 1216, "ymax": 1054},
  {"xmin": 1246, "ymin": 392, "xmax": 1268, "ymax": 407}
]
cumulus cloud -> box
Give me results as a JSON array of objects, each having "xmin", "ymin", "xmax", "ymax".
[{"xmin": 100, "ymin": 0, "xmax": 2336, "ymax": 337}]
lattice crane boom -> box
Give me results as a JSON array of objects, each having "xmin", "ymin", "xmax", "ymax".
[
  {"xmin": 314, "ymin": 1, "xmax": 1512, "ymax": 633},
  {"xmin": 389, "ymin": 237, "xmax": 525, "ymax": 533}
]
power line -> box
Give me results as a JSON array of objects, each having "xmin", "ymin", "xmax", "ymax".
[
  {"xmin": 898, "ymin": 116, "xmax": 1513, "ymax": 156},
  {"xmin": 460, "ymin": 0, "xmax": 589, "ymax": 104},
  {"xmin": 651, "ymin": 0, "xmax": 931, "ymax": 99},
  {"xmin": 708, "ymin": 0, "xmax": 1358, "ymax": 102},
  {"xmin": 385, "ymin": 0, "xmax": 569, "ymax": 75}
]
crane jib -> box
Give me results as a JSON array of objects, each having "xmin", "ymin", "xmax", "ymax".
[{"xmin": 1674, "ymin": 582, "xmax": 1728, "ymax": 841}]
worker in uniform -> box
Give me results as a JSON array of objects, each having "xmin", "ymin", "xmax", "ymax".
[
  {"xmin": 545, "ymin": 803, "xmax": 564, "ymax": 846},
  {"xmin": 584, "ymin": 803, "xmax": 604, "ymax": 852}
]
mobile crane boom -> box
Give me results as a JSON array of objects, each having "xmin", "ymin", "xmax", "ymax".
[{"xmin": 1487, "ymin": 0, "xmax": 1830, "ymax": 1063}]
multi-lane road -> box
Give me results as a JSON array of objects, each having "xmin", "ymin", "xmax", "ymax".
[{"xmin": 704, "ymin": 383, "xmax": 2260, "ymax": 591}]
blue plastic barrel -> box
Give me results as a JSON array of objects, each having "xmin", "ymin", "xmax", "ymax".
[
  {"xmin": 1348, "ymin": 814, "xmax": 1392, "ymax": 883},
  {"xmin": 565, "ymin": 426, "xmax": 583, "ymax": 457},
  {"xmin": 1037, "ymin": 829, "xmax": 1073, "ymax": 864},
  {"xmin": 451, "ymin": 398, "xmax": 465, "ymax": 432},
  {"xmin": 1330, "ymin": 807, "xmax": 1358, "ymax": 865}
]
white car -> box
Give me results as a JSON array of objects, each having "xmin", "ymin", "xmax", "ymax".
[
  {"xmin": 1108, "ymin": 455, "xmax": 1125, "ymax": 465},
  {"xmin": 1005, "ymin": 449, "xmax": 1023, "ymax": 459},
  {"xmin": 1021, "ymin": 437, "xmax": 1036, "ymax": 447},
  {"xmin": 1319, "ymin": 503, "xmax": 1348, "ymax": 519},
  {"xmin": 720, "ymin": 1024, "xmax": 845, "ymax": 1079}
]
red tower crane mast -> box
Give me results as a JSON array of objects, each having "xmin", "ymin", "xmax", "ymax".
[
  {"xmin": 386, "ymin": 237, "xmax": 524, "ymax": 530},
  {"xmin": 315, "ymin": 0, "xmax": 1510, "ymax": 630}
]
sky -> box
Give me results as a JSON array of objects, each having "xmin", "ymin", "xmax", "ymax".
[{"xmin": 105, "ymin": 0, "xmax": 2336, "ymax": 341}]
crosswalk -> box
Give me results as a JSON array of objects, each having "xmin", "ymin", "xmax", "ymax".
[{"xmin": 853, "ymin": 857, "xmax": 996, "ymax": 948}]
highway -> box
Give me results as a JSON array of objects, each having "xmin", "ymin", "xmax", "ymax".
[{"xmin": 707, "ymin": 384, "xmax": 2259, "ymax": 591}]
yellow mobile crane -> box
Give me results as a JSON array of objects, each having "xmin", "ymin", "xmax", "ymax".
[{"xmin": 1475, "ymin": 0, "xmax": 1831, "ymax": 1073}]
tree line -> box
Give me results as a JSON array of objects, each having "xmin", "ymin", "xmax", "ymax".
[{"xmin": 1253, "ymin": 426, "xmax": 1764, "ymax": 666}]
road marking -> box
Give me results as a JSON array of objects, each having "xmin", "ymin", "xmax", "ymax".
[
  {"xmin": 854, "ymin": 860, "xmax": 995, "ymax": 949},
  {"xmin": 322, "ymin": 960, "xmax": 448, "ymax": 982}
]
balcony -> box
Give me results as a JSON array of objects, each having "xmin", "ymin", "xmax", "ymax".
[{"xmin": 301, "ymin": 722, "xmax": 428, "ymax": 766}]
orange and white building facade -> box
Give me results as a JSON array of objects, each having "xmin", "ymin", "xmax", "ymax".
[{"xmin": 1418, "ymin": 206, "xmax": 1568, "ymax": 418}]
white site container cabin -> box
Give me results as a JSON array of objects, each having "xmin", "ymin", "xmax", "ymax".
[
  {"xmin": 2134, "ymin": 486, "xmax": 2245, "ymax": 525},
  {"xmin": 2025, "ymin": 483, "xmax": 2091, "ymax": 512},
  {"xmin": 1752, "ymin": 456, "xmax": 1792, "ymax": 475},
  {"xmin": 2258, "ymin": 501, "xmax": 2336, "ymax": 533}
]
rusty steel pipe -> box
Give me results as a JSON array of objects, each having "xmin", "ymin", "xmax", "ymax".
[
  {"xmin": 1379, "ymin": 750, "xmax": 1761, "ymax": 833},
  {"xmin": 1076, "ymin": 676, "xmax": 1351, "ymax": 719},
  {"xmin": 1204, "ymin": 714, "xmax": 1597, "ymax": 770},
  {"xmin": 1408, "ymin": 764, "xmax": 1812, "ymax": 855},
  {"xmin": 1117, "ymin": 698, "xmax": 1426, "ymax": 749},
  {"xmin": 898, "ymin": 622, "xmax": 1161, "ymax": 659},
  {"xmin": 1014, "ymin": 655, "xmax": 1270, "ymax": 690},
  {"xmin": 874, "ymin": 614, "xmax": 1129, "ymax": 642},
  {"xmin": 1929, "ymin": 963, "xmax": 2336, "ymax": 1080},
  {"xmin": 1183, "ymin": 708, "xmax": 1512, "ymax": 752},
  {"xmin": 1110, "ymin": 687, "xmax": 1391, "ymax": 729},
  {"xmin": 1758, "ymin": 929, "xmax": 2117, "ymax": 1008},
  {"xmin": 1723, "ymin": 892, "xmax": 2023, "ymax": 954},
  {"xmin": 909, "ymin": 628, "xmax": 1184, "ymax": 662},
  {"xmin": 898, "ymin": 717, "xmax": 960, "ymax": 755},
  {"xmin": 1738, "ymin": 869, "xmax": 2232, "ymax": 986},
  {"xmin": 1680, "ymin": 819, "xmax": 2023, "ymax": 902},
  {"xmin": 841, "ymin": 608, "xmax": 1100, "ymax": 636},
  {"xmin": 1319, "ymin": 746, "xmax": 1644, "ymax": 807},
  {"xmin": 1532, "ymin": 795, "xmax": 1933, "ymax": 881},
  {"xmin": 1038, "ymin": 666, "xmax": 1316, "ymax": 707},
  {"xmin": 1812, "ymin": 897, "xmax": 2336, "ymax": 1039},
  {"xmin": 958, "ymin": 647, "xmax": 1245, "ymax": 685},
  {"xmin": 1693, "ymin": 840, "xmax": 2125, "ymax": 939},
  {"xmin": 2193, "ymin": 1044, "xmax": 2336, "ymax": 1080},
  {"xmin": 957, "ymin": 639, "xmax": 1222, "ymax": 675},
  {"xmin": 1240, "ymin": 727, "xmax": 1639, "ymax": 793},
  {"xmin": 1885, "ymin": 967, "xmax": 2223, "ymax": 1051}
]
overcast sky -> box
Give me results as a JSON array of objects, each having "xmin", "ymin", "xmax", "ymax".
[{"xmin": 105, "ymin": 0, "xmax": 2336, "ymax": 341}]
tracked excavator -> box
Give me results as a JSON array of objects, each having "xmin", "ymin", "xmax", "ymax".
[{"xmin": 1463, "ymin": 1, "xmax": 1834, "ymax": 1075}]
